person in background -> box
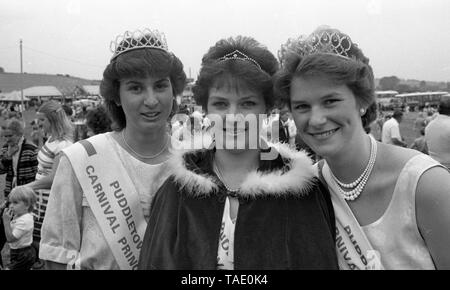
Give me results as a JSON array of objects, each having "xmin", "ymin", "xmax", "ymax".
[
  {"xmin": 30, "ymin": 120, "xmax": 45, "ymax": 148},
  {"xmin": 0, "ymin": 119, "xmax": 38, "ymax": 268},
  {"xmin": 424, "ymin": 110, "xmax": 436, "ymax": 126},
  {"xmin": 85, "ymin": 105, "xmax": 112, "ymax": 138},
  {"xmin": 62, "ymin": 104, "xmax": 74, "ymax": 120},
  {"xmin": 409, "ymin": 127, "xmax": 428, "ymax": 155},
  {"xmin": 24, "ymin": 100, "xmax": 74, "ymax": 269},
  {"xmin": 172, "ymin": 113, "xmax": 211, "ymax": 148},
  {"xmin": 413, "ymin": 111, "xmax": 427, "ymax": 138},
  {"xmin": 381, "ymin": 110, "xmax": 407, "ymax": 147},
  {"xmin": 2, "ymin": 186, "xmax": 36, "ymax": 270},
  {"xmin": 0, "ymin": 120, "xmax": 38, "ymax": 199},
  {"xmin": 275, "ymin": 107, "xmax": 297, "ymax": 146},
  {"xmin": 425, "ymin": 96, "xmax": 450, "ymax": 168}
]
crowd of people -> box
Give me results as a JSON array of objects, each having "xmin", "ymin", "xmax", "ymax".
[{"xmin": 0, "ymin": 26, "xmax": 449, "ymax": 270}]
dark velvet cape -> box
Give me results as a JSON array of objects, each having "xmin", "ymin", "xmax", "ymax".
[{"xmin": 139, "ymin": 145, "xmax": 338, "ymax": 270}]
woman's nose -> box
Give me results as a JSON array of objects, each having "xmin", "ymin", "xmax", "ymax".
[
  {"xmin": 143, "ymin": 89, "xmax": 159, "ymax": 107},
  {"xmin": 309, "ymin": 107, "xmax": 327, "ymax": 126}
]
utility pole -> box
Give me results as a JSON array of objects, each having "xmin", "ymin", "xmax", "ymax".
[{"xmin": 20, "ymin": 39, "xmax": 26, "ymax": 124}]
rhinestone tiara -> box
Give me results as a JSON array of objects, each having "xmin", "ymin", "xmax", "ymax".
[
  {"xmin": 109, "ymin": 28, "xmax": 168, "ymax": 61},
  {"xmin": 217, "ymin": 49, "xmax": 262, "ymax": 70},
  {"xmin": 280, "ymin": 26, "xmax": 356, "ymax": 62}
]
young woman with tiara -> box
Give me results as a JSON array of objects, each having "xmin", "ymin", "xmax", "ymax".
[
  {"xmin": 275, "ymin": 26, "xmax": 450, "ymax": 269},
  {"xmin": 138, "ymin": 36, "xmax": 338, "ymax": 270},
  {"xmin": 39, "ymin": 28, "xmax": 186, "ymax": 269}
]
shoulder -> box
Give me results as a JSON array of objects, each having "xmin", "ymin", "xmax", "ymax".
[
  {"xmin": 47, "ymin": 138, "xmax": 73, "ymax": 151},
  {"xmin": 14, "ymin": 213, "xmax": 34, "ymax": 228},
  {"xmin": 56, "ymin": 153, "xmax": 77, "ymax": 175},
  {"xmin": 56, "ymin": 139, "xmax": 74, "ymax": 150},
  {"xmin": 416, "ymin": 165, "xmax": 450, "ymax": 207},
  {"xmin": 377, "ymin": 142, "xmax": 420, "ymax": 170},
  {"xmin": 22, "ymin": 213, "xmax": 34, "ymax": 225},
  {"xmin": 22, "ymin": 140, "xmax": 37, "ymax": 150}
]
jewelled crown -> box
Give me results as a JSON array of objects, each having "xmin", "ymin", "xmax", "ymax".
[
  {"xmin": 110, "ymin": 28, "xmax": 168, "ymax": 61},
  {"xmin": 279, "ymin": 26, "xmax": 357, "ymax": 64}
]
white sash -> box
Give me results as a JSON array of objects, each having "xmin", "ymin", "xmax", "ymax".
[
  {"xmin": 64, "ymin": 134, "xmax": 146, "ymax": 270},
  {"xmin": 319, "ymin": 162, "xmax": 384, "ymax": 270}
]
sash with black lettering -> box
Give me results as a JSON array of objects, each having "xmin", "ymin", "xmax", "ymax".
[
  {"xmin": 64, "ymin": 133, "xmax": 145, "ymax": 270},
  {"xmin": 318, "ymin": 161, "xmax": 384, "ymax": 270}
]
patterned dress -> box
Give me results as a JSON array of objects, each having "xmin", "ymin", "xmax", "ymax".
[{"xmin": 33, "ymin": 138, "xmax": 73, "ymax": 242}]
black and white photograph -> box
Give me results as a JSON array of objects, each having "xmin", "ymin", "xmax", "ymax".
[{"xmin": 0, "ymin": 0, "xmax": 449, "ymax": 277}]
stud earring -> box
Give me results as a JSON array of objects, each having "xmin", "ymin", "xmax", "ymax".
[{"xmin": 360, "ymin": 108, "xmax": 366, "ymax": 116}]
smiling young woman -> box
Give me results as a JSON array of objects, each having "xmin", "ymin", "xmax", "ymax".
[
  {"xmin": 38, "ymin": 28, "xmax": 187, "ymax": 270},
  {"xmin": 275, "ymin": 26, "xmax": 450, "ymax": 269},
  {"xmin": 138, "ymin": 36, "xmax": 338, "ymax": 270}
]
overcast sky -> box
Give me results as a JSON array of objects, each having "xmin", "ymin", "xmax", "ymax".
[{"xmin": 1, "ymin": 0, "xmax": 449, "ymax": 82}]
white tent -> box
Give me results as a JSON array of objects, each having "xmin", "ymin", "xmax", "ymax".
[
  {"xmin": 82, "ymin": 85, "xmax": 100, "ymax": 96},
  {"xmin": 0, "ymin": 90, "xmax": 30, "ymax": 102},
  {"xmin": 23, "ymin": 86, "xmax": 63, "ymax": 98}
]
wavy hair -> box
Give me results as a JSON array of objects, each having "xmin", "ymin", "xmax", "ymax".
[
  {"xmin": 274, "ymin": 26, "xmax": 377, "ymax": 128},
  {"xmin": 100, "ymin": 48, "xmax": 187, "ymax": 130},
  {"xmin": 193, "ymin": 36, "xmax": 279, "ymax": 112},
  {"xmin": 38, "ymin": 100, "xmax": 74, "ymax": 141}
]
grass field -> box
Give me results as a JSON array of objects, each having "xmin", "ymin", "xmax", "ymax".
[{"xmin": 370, "ymin": 111, "xmax": 421, "ymax": 146}]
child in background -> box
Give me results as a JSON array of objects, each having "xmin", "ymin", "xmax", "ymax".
[
  {"xmin": 2, "ymin": 186, "xmax": 36, "ymax": 270},
  {"xmin": 409, "ymin": 127, "xmax": 429, "ymax": 155}
]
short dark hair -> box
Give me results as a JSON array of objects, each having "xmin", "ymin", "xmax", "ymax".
[
  {"xmin": 274, "ymin": 27, "xmax": 377, "ymax": 129},
  {"xmin": 100, "ymin": 48, "xmax": 187, "ymax": 130},
  {"xmin": 86, "ymin": 105, "xmax": 112, "ymax": 135},
  {"xmin": 193, "ymin": 36, "xmax": 279, "ymax": 112},
  {"xmin": 392, "ymin": 110, "xmax": 403, "ymax": 119},
  {"xmin": 62, "ymin": 104, "xmax": 73, "ymax": 117}
]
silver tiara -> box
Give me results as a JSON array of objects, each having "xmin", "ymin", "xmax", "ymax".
[
  {"xmin": 217, "ymin": 49, "xmax": 262, "ymax": 70},
  {"xmin": 110, "ymin": 28, "xmax": 168, "ymax": 61},
  {"xmin": 280, "ymin": 26, "xmax": 356, "ymax": 62}
]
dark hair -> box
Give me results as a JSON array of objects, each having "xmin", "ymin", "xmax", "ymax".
[
  {"xmin": 100, "ymin": 48, "xmax": 187, "ymax": 130},
  {"xmin": 193, "ymin": 36, "xmax": 279, "ymax": 112},
  {"xmin": 86, "ymin": 105, "xmax": 113, "ymax": 135},
  {"xmin": 420, "ymin": 127, "xmax": 425, "ymax": 136},
  {"xmin": 274, "ymin": 27, "xmax": 377, "ymax": 128},
  {"xmin": 62, "ymin": 104, "xmax": 73, "ymax": 117},
  {"xmin": 439, "ymin": 96, "xmax": 450, "ymax": 115},
  {"xmin": 392, "ymin": 110, "xmax": 403, "ymax": 119}
]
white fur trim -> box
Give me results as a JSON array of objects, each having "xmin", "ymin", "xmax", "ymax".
[
  {"xmin": 168, "ymin": 147, "xmax": 218, "ymax": 197},
  {"xmin": 239, "ymin": 142, "xmax": 315, "ymax": 197},
  {"xmin": 168, "ymin": 142, "xmax": 316, "ymax": 198}
]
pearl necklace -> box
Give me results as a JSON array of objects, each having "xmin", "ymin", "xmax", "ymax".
[
  {"xmin": 328, "ymin": 136, "xmax": 377, "ymax": 201},
  {"xmin": 121, "ymin": 130, "xmax": 170, "ymax": 159}
]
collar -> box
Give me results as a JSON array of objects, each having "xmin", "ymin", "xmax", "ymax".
[
  {"xmin": 167, "ymin": 142, "xmax": 316, "ymax": 199},
  {"xmin": 9, "ymin": 136, "xmax": 25, "ymax": 155}
]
